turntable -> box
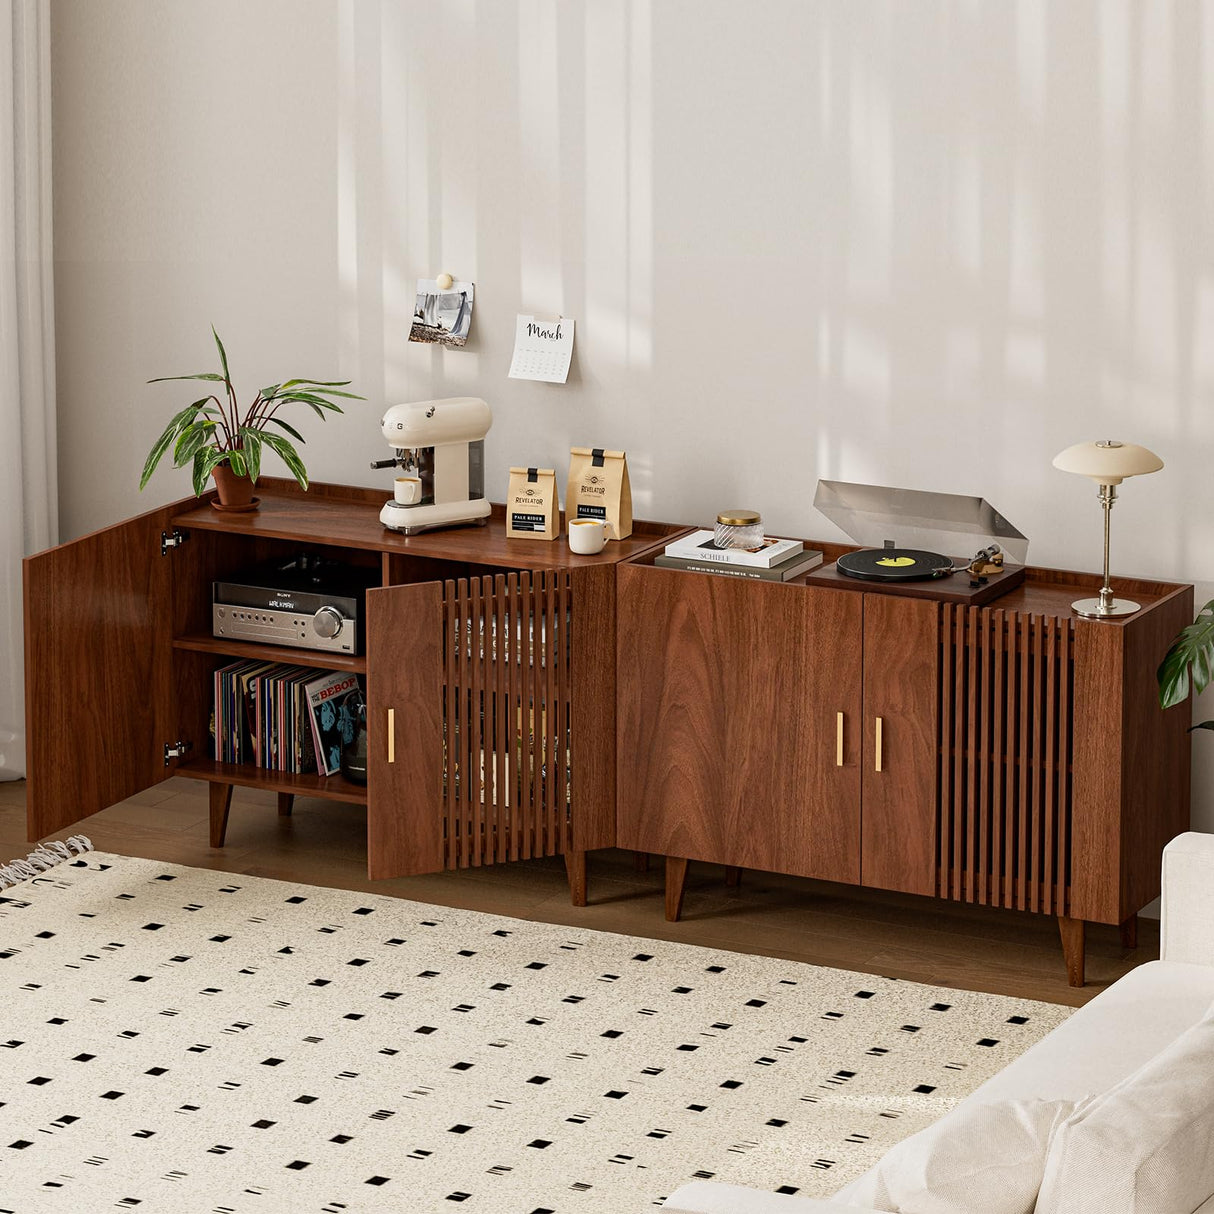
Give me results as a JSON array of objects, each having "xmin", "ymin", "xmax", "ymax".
[
  {"xmin": 835, "ymin": 544, "xmax": 954, "ymax": 583},
  {"xmin": 811, "ymin": 482, "xmax": 1029, "ymax": 605}
]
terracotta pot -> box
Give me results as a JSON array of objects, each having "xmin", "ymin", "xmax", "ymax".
[{"xmin": 211, "ymin": 462, "xmax": 257, "ymax": 509}]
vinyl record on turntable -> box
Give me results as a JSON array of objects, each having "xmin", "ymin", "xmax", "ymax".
[{"xmin": 836, "ymin": 547, "xmax": 953, "ymax": 583}]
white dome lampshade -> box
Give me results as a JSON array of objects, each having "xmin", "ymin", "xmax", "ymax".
[
  {"xmin": 1051, "ymin": 440, "xmax": 1164, "ymax": 485},
  {"xmin": 1051, "ymin": 439, "xmax": 1164, "ymax": 618}
]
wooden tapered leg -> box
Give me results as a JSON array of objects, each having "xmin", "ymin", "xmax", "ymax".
[
  {"xmin": 209, "ymin": 783, "xmax": 234, "ymax": 848},
  {"xmin": 564, "ymin": 850, "xmax": 587, "ymax": 907},
  {"xmin": 278, "ymin": 793, "xmax": 294, "ymax": 817},
  {"xmin": 1119, "ymin": 914, "xmax": 1138, "ymax": 950},
  {"xmin": 1058, "ymin": 915, "xmax": 1086, "ymax": 987},
  {"xmin": 634, "ymin": 851, "xmax": 650, "ymax": 873},
  {"xmin": 724, "ymin": 865, "xmax": 742, "ymax": 888},
  {"xmin": 666, "ymin": 856, "xmax": 689, "ymax": 922}
]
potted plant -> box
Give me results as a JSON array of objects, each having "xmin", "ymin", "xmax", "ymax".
[
  {"xmin": 1158, "ymin": 600, "xmax": 1214, "ymax": 728},
  {"xmin": 139, "ymin": 327, "xmax": 361, "ymax": 510}
]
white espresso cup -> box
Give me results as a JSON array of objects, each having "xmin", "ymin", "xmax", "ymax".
[
  {"xmin": 394, "ymin": 476, "xmax": 422, "ymax": 505},
  {"xmin": 568, "ymin": 517, "xmax": 608, "ymax": 555}
]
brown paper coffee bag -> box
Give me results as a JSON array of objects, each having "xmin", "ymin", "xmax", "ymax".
[
  {"xmin": 565, "ymin": 447, "xmax": 632, "ymax": 540},
  {"xmin": 506, "ymin": 466, "xmax": 559, "ymax": 540}
]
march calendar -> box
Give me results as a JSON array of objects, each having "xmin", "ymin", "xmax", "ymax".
[{"xmin": 508, "ymin": 314, "xmax": 575, "ymax": 384}]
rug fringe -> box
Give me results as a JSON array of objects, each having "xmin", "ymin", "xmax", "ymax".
[{"xmin": 0, "ymin": 836, "xmax": 94, "ymax": 890}]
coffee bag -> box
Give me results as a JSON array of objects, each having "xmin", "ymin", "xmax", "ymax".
[
  {"xmin": 506, "ymin": 466, "xmax": 559, "ymax": 540},
  {"xmin": 565, "ymin": 447, "xmax": 632, "ymax": 540}
]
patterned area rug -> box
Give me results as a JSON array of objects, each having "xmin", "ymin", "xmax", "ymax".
[{"xmin": 0, "ymin": 851, "xmax": 1071, "ymax": 1213}]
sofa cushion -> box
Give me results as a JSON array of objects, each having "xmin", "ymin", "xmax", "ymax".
[
  {"xmin": 833, "ymin": 1098, "xmax": 1085, "ymax": 1213},
  {"xmin": 960, "ymin": 960, "xmax": 1214, "ymax": 1106},
  {"xmin": 834, "ymin": 961, "xmax": 1214, "ymax": 1207},
  {"xmin": 1035, "ymin": 1016, "xmax": 1214, "ymax": 1214}
]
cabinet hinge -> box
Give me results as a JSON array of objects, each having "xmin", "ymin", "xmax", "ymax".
[
  {"xmin": 160, "ymin": 529, "xmax": 189, "ymax": 555},
  {"xmin": 163, "ymin": 740, "xmax": 192, "ymax": 766}
]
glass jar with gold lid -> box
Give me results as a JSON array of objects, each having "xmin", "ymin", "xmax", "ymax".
[{"xmin": 714, "ymin": 509, "xmax": 763, "ymax": 550}]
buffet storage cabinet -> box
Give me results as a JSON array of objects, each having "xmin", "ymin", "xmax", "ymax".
[
  {"xmin": 23, "ymin": 480, "xmax": 680, "ymax": 901},
  {"xmin": 24, "ymin": 488, "xmax": 1193, "ymax": 986},
  {"xmin": 615, "ymin": 548, "xmax": 1193, "ymax": 986}
]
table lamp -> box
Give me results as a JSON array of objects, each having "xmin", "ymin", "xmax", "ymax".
[{"xmin": 1051, "ymin": 439, "xmax": 1164, "ymax": 618}]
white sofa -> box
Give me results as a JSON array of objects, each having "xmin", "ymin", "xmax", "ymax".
[{"xmin": 662, "ymin": 831, "xmax": 1214, "ymax": 1214}]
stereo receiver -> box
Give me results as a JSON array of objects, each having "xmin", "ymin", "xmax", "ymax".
[{"xmin": 212, "ymin": 554, "xmax": 379, "ymax": 655}]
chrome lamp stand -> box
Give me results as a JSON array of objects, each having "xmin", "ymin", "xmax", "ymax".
[{"xmin": 1071, "ymin": 482, "xmax": 1139, "ymax": 618}]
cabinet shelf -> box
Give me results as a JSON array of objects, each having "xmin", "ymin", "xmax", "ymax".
[
  {"xmin": 172, "ymin": 632, "xmax": 367, "ymax": 673},
  {"xmin": 175, "ymin": 758, "xmax": 368, "ymax": 805}
]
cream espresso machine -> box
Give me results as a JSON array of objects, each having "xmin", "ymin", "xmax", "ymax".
[{"xmin": 371, "ymin": 396, "xmax": 492, "ymax": 534}]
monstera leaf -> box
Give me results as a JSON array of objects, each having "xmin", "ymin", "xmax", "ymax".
[{"xmin": 1157, "ymin": 599, "xmax": 1214, "ymax": 719}]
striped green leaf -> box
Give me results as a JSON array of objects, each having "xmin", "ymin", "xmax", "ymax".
[
  {"xmin": 139, "ymin": 399, "xmax": 210, "ymax": 490},
  {"xmin": 260, "ymin": 431, "xmax": 309, "ymax": 490}
]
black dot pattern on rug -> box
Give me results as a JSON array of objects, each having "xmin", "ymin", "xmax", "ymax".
[{"xmin": 0, "ymin": 852, "xmax": 1071, "ymax": 1212}]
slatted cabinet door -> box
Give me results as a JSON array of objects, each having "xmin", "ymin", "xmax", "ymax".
[
  {"xmin": 23, "ymin": 501, "xmax": 179, "ymax": 841},
  {"xmin": 366, "ymin": 570, "xmax": 577, "ymax": 882}
]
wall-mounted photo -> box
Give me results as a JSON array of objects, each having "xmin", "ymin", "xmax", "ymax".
[{"xmin": 409, "ymin": 278, "xmax": 475, "ymax": 347}]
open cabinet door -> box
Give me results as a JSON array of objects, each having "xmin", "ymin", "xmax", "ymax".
[
  {"xmin": 365, "ymin": 580, "xmax": 444, "ymax": 880},
  {"xmin": 368, "ymin": 569, "xmax": 578, "ymax": 883},
  {"xmin": 23, "ymin": 501, "xmax": 178, "ymax": 840}
]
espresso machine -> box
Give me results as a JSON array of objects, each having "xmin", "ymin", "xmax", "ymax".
[{"xmin": 371, "ymin": 396, "xmax": 493, "ymax": 534}]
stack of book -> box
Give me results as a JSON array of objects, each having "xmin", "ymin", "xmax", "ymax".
[
  {"xmin": 657, "ymin": 530, "xmax": 824, "ymax": 581},
  {"xmin": 212, "ymin": 661, "xmax": 362, "ymax": 777}
]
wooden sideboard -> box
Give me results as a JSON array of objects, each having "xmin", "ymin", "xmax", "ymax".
[
  {"xmin": 615, "ymin": 547, "xmax": 1193, "ymax": 985},
  {"xmin": 23, "ymin": 479, "xmax": 681, "ymax": 903},
  {"xmin": 24, "ymin": 484, "xmax": 1193, "ymax": 985}
]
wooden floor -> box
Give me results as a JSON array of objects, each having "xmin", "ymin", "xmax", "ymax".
[{"xmin": 1, "ymin": 778, "xmax": 1155, "ymax": 1009}]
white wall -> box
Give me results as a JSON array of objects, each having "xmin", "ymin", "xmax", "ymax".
[{"xmin": 51, "ymin": 1, "xmax": 1214, "ymax": 823}]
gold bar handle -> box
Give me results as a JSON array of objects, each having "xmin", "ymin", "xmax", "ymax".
[
  {"xmin": 387, "ymin": 707, "xmax": 396, "ymax": 764},
  {"xmin": 836, "ymin": 711, "xmax": 844, "ymax": 766},
  {"xmin": 874, "ymin": 716, "xmax": 883, "ymax": 772}
]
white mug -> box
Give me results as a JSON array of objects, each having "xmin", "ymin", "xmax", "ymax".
[
  {"xmin": 568, "ymin": 517, "xmax": 608, "ymax": 555},
  {"xmin": 394, "ymin": 476, "xmax": 422, "ymax": 505}
]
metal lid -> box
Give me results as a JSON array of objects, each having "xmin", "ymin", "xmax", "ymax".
[
  {"xmin": 813, "ymin": 480, "xmax": 1029, "ymax": 565},
  {"xmin": 716, "ymin": 509, "xmax": 761, "ymax": 526}
]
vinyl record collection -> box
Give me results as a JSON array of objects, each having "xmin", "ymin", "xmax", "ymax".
[
  {"xmin": 212, "ymin": 660, "xmax": 362, "ymax": 777},
  {"xmin": 443, "ymin": 704, "xmax": 572, "ymax": 807}
]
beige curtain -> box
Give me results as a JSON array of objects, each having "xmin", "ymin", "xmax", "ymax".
[{"xmin": 0, "ymin": 0, "xmax": 57, "ymax": 779}]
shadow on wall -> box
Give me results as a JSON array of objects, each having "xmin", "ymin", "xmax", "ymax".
[{"xmin": 331, "ymin": 0, "xmax": 1209, "ymax": 593}]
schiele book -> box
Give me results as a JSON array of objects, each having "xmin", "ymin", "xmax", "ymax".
[
  {"xmin": 655, "ymin": 548, "xmax": 823, "ymax": 582},
  {"xmin": 663, "ymin": 528, "xmax": 804, "ymax": 568}
]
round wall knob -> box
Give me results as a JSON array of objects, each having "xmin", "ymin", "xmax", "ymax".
[
  {"xmin": 313, "ymin": 606, "xmax": 344, "ymax": 639},
  {"xmin": 436, "ymin": 272, "xmax": 454, "ymax": 290}
]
